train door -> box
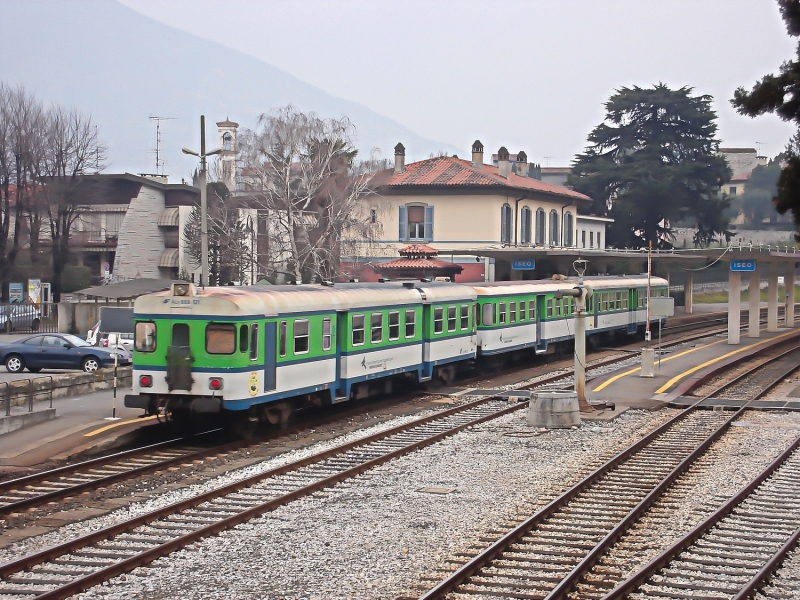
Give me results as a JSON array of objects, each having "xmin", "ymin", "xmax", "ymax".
[
  {"xmin": 166, "ymin": 322, "xmax": 192, "ymax": 391},
  {"xmin": 263, "ymin": 321, "xmax": 276, "ymax": 392},
  {"xmin": 627, "ymin": 289, "xmax": 637, "ymax": 334},
  {"xmin": 536, "ymin": 295, "xmax": 546, "ymax": 350}
]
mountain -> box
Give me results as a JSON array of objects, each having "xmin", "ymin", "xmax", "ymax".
[{"xmin": 0, "ymin": 0, "xmax": 455, "ymax": 179}]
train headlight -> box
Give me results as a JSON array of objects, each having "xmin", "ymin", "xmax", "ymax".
[
  {"xmin": 209, "ymin": 377, "xmax": 224, "ymax": 391},
  {"xmin": 139, "ymin": 374, "xmax": 153, "ymax": 388},
  {"xmin": 173, "ymin": 284, "xmax": 190, "ymax": 297}
]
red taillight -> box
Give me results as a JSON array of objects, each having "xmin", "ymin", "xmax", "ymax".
[
  {"xmin": 139, "ymin": 375, "xmax": 153, "ymax": 388},
  {"xmin": 102, "ymin": 339, "xmax": 108, "ymax": 347},
  {"xmin": 209, "ymin": 377, "xmax": 223, "ymax": 391}
]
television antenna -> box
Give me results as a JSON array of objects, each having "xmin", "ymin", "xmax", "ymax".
[
  {"xmin": 149, "ymin": 116, "xmax": 177, "ymax": 174},
  {"xmin": 756, "ymin": 141, "xmax": 767, "ymax": 157},
  {"xmin": 543, "ymin": 156, "xmax": 553, "ymax": 167}
]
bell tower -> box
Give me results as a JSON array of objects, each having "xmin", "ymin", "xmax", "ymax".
[{"xmin": 216, "ymin": 118, "xmax": 239, "ymax": 192}]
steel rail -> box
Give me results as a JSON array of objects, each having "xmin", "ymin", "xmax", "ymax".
[
  {"xmin": 0, "ymin": 396, "xmax": 525, "ymax": 599},
  {"xmin": 418, "ymin": 344, "xmax": 800, "ymax": 600},
  {"xmin": 600, "ymin": 434, "xmax": 800, "ymax": 600},
  {"xmin": 732, "ymin": 526, "xmax": 800, "ymax": 600},
  {"xmin": 542, "ymin": 344, "xmax": 800, "ymax": 599}
]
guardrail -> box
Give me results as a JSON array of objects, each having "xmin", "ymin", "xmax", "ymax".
[
  {"xmin": 0, "ymin": 302, "xmax": 57, "ymax": 334},
  {"xmin": 2, "ymin": 367, "xmax": 132, "ymax": 414}
]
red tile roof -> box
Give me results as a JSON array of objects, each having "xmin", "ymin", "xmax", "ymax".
[
  {"xmin": 378, "ymin": 258, "xmax": 463, "ymax": 272},
  {"xmin": 379, "ymin": 156, "xmax": 590, "ymax": 202},
  {"xmin": 399, "ymin": 244, "xmax": 438, "ymax": 257}
]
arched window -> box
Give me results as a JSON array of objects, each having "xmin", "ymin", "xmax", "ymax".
[
  {"xmin": 535, "ymin": 208, "xmax": 546, "ymax": 245},
  {"xmin": 222, "ymin": 132, "xmax": 232, "ymax": 151},
  {"xmin": 520, "ymin": 207, "xmax": 532, "ymax": 244},
  {"xmin": 500, "ymin": 204, "xmax": 513, "ymax": 244},
  {"xmin": 549, "ymin": 210, "xmax": 559, "ymax": 246},
  {"xmin": 564, "ymin": 212, "xmax": 574, "ymax": 247}
]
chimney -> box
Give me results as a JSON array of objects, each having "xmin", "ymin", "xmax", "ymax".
[
  {"xmin": 516, "ymin": 151, "xmax": 528, "ymax": 177},
  {"xmin": 497, "ymin": 146, "xmax": 510, "ymax": 178},
  {"xmin": 471, "ymin": 140, "xmax": 484, "ymax": 168},
  {"xmin": 394, "ymin": 143, "xmax": 406, "ymax": 174}
]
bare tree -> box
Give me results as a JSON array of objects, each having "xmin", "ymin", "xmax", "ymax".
[
  {"xmin": 238, "ymin": 106, "xmax": 383, "ymax": 283},
  {"xmin": 41, "ymin": 106, "xmax": 106, "ymax": 301}
]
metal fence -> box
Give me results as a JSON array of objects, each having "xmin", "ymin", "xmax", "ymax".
[{"xmin": 0, "ymin": 303, "xmax": 58, "ymax": 334}]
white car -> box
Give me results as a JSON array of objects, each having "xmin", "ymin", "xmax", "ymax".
[{"xmin": 103, "ymin": 332, "xmax": 134, "ymax": 353}]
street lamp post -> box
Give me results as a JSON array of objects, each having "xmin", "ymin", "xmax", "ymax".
[
  {"xmin": 182, "ymin": 115, "xmax": 222, "ymax": 286},
  {"xmin": 244, "ymin": 215, "xmax": 255, "ymax": 285}
]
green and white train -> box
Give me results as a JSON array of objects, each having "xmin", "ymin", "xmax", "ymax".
[{"xmin": 125, "ymin": 276, "xmax": 668, "ymax": 429}]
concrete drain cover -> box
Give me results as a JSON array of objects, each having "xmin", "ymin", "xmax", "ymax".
[{"xmin": 417, "ymin": 487, "xmax": 456, "ymax": 495}]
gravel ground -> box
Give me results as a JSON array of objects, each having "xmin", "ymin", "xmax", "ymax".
[
  {"xmin": 573, "ymin": 409, "xmax": 800, "ymax": 598},
  {"xmin": 755, "ymin": 545, "xmax": 800, "ymax": 599},
  {"xmin": 59, "ymin": 408, "xmax": 677, "ymax": 599}
]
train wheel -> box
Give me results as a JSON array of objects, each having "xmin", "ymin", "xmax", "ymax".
[
  {"xmin": 228, "ymin": 408, "xmax": 260, "ymax": 439},
  {"xmin": 436, "ymin": 365, "xmax": 457, "ymax": 386}
]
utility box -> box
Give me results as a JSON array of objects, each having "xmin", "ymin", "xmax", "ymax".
[
  {"xmin": 527, "ymin": 391, "xmax": 581, "ymax": 428},
  {"xmin": 640, "ymin": 347, "xmax": 655, "ymax": 377}
]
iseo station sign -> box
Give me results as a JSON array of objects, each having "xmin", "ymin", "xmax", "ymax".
[
  {"xmin": 730, "ymin": 259, "xmax": 757, "ymax": 272},
  {"xmin": 511, "ymin": 259, "xmax": 535, "ymax": 271}
]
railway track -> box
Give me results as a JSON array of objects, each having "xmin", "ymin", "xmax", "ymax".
[
  {"xmin": 0, "ymin": 320, "xmax": 724, "ymax": 521},
  {"xmin": 415, "ymin": 345, "xmax": 800, "ymax": 600}
]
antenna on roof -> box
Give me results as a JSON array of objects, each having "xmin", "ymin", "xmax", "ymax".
[
  {"xmin": 149, "ymin": 116, "xmax": 177, "ymax": 174},
  {"xmin": 756, "ymin": 141, "xmax": 766, "ymax": 157},
  {"xmin": 543, "ymin": 156, "xmax": 553, "ymax": 167}
]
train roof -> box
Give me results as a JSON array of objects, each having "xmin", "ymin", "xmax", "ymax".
[
  {"xmin": 134, "ymin": 281, "xmax": 476, "ymax": 317},
  {"xmin": 470, "ymin": 275, "xmax": 668, "ymax": 297}
]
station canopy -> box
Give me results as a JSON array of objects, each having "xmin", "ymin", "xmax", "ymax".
[{"xmin": 76, "ymin": 278, "xmax": 182, "ymax": 300}]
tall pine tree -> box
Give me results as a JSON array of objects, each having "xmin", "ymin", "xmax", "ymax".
[
  {"xmin": 568, "ymin": 84, "xmax": 731, "ymax": 248},
  {"xmin": 732, "ymin": 0, "xmax": 800, "ymax": 238}
]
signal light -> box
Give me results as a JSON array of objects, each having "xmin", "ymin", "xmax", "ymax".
[
  {"xmin": 139, "ymin": 374, "xmax": 153, "ymax": 388},
  {"xmin": 209, "ymin": 377, "xmax": 224, "ymax": 391}
]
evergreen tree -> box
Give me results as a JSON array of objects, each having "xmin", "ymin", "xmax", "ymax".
[
  {"xmin": 740, "ymin": 157, "xmax": 784, "ymax": 226},
  {"xmin": 732, "ymin": 0, "xmax": 800, "ymax": 238},
  {"xmin": 568, "ymin": 84, "xmax": 732, "ymax": 248}
]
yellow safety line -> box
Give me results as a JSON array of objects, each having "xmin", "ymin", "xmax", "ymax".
[
  {"xmin": 654, "ymin": 329, "xmax": 799, "ymax": 394},
  {"xmin": 84, "ymin": 415, "xmax": 158, "ymax": 437},
  {"xmin": 592, "ymin": 339, "xmax": 726, "ymax": 392}
]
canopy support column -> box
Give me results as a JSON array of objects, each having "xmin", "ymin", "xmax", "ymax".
[
  {"xmin": 786, "ymin": 261, "xmax": 795, "ymax": 328},
  {"xmin": 728, "ymin": 269, "xmax": 741, "ymax": 345},
  {"xmin": 684, "ymin": 270, "xmax": 693, "ymax": 314},
  {"xmin": 768, "ymin": 262, "xmax": 779, "ymax": 332},
  {"xmin": 748, "ymin": 268, "xmax": 760, "ymax": 338}
]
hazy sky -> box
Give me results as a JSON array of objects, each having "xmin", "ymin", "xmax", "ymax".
[{"xmin": 119, "ymin": 0, "xmax": 795, "ymax": 166}]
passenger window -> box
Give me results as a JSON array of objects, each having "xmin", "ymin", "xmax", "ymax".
[
  {"xmin": 482, "ymin": 303, "xmax": 494, "ymax": 326},
  {"xmin": 323, "ymin": 318, "xmax": 332, "ymax": 351},
  {"xmin": 460, "ymin": 304, "xmax": 469, "ymax": 330},
  {"xmin": 447, "ymin": 306, "xmax": 457, "ymax": 332},
  {"xmin": 519, "ymin": 300, "xmax": 526, "ymax": 321},
  {"xmin": 352, "ymin": 314, "xmax": 365, "ymax": 346},
  {"xmin": 388, "ymin": 311, "xmax": 400, "ymax": 341},
  {"xmin": 239, "ymin": 324, "xmax": 248, "ymax": 353},
  {"xmin": 434, "ymin": 307, "xmax": 444, "ymax": 334},
  {"xmin": 206, "ymin": 323, "xmax": 235, "ymax": 354},
  {"xmin": 499, "ymin": 302, "xmax": 507, "ymax": 324},
  {"xmin": 294, "ymin": 319, "xmax": 309, "ymax": 354},
  {"xmin": 529, "ymin": 300, "xmax": 536, "ymax": 320},
  {"xmin": 371, "ymin": 313, "xmax": 383, "ymax": 343},
  {"xmin": 250, "ymin": 323, "xmax": 258, "ymax": 360},
  {"xmin": 135, "ymin": 322, "xmax": 156, "ymax": 352},
  {"xmin": 279, "ymin": 321, "xmax": 287, "ymax": 357},
  {"xmin": 509, "ymin": 301, "xmax": 516, "ymax": 323},
  {"xmin": 405, "ymin": 310, "xmax": 416, "ymax": 338}
]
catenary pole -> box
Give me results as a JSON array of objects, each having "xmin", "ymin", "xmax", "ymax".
[{"xmin": 200, "ymin": 115, "xmax": 209, "ymax": 287}]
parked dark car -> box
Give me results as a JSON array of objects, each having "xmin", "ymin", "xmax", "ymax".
[{"xmin": 0, "ymin": 333, "xmax": 131, "ymax": 374}]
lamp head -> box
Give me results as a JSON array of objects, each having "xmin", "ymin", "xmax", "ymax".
[
  {"xmin": 182, "ymin": 147, "xmax": 199, "ymax": 157},
  {"xmin": 205, "ymin": 148, "xmax": 223, "ymax": 156}
]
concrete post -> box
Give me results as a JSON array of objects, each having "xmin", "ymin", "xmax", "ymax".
[
  {"xmin": 768, "ymin": 262, "xmax": 779, "ymax": 332},
  {"xmin": 574, "ymin": 290, "xmax": 586, "ymax": 403},
  {"xmin": 748, "ymin": 268, "xmax": 760, "ymax": 338},
  {"xmin": 786, "ymin": 261, "xmax": 795, "ymax": 328},
  {"xmin": 684, "ymin": 270, "xmax": 693, "ymax": 314},
  {"xmin": 728, "ymin": 269, "xmax": 741, "ymax": 345}
]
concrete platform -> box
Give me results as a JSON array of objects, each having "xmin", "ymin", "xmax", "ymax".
[{"xmin": 588, "ymin": 326, "xmax": 800, "ymax": 410}]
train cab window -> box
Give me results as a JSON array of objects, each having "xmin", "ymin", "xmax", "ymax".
[
  {"xmin": 447, "ymin": 306, "xmax": 457, "ymax": 332},
  {"xmin": 206, "ymin": 323, "xmax": 235, "ymax": 354},
  {"xmin": 405, "ymin": 310, "xmax": 416, "ymax": 338},
  {"xmin": 519, "ymin": 300, "xmax": 526, "ymax": 321},
  {"xmin": 460, "ymin": 304, "xmax": 469, "ymax": 330},
  {"xmin": 250, "ymin": 324, "xmax": 258, "ymax": 360},
  {"xmin": 173, "ymin": 323, "xmax": 190, "ymax": 348},
  {"xmin": 371, "ymin": 313, "xmax": 383, "ymax": 343},
  {"xmin": 135, "ymin": 322, "xmax": 156, "ymax": 352},
  {"xmin": 352, "ymin": 314, "xmax": 365, "ymax": 346},
  {"xmin": 482, "ymin": 303, "xmax": 494, "ymax": 326},
  {"xmin": 388, "ymin": 312, "xmax": 400, "ymax": 341},
  {"xmin": 323, "ymin": 318, "xmax": 332, "ymax": 351},
  {"xmin": 279, "ymin": 321, "xmax": 287, "ymax": 357},
  {"xmin": 499, "ymin": 302, "xmax": 507, "ymax": 324},
  {"xmin": 239, "ymin": 325, "xmax": 248, "ymax": 353},
  {"xmin": 434, "ymin": 307, "xmax": 444, "ymax": 334},
  {"xmin": 509, "ymin": 301, "xmax": 516, "ymax": 323},
  {"xmin": 294, "ymin": 320, "xmax": 309, "ymax": 354}
]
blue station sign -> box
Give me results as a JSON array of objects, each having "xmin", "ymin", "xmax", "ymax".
[
  {"xmin": 730, "ymin": 259, "xmax": 757, "ymax": 272},
  {"xmin": 511, "ymin": 259, "xmax": 535, "ymax": 270}
]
